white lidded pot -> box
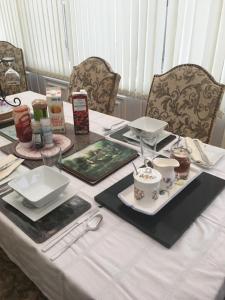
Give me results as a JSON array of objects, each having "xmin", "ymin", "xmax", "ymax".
[
  {"xmin": 133, "ymin": 167, "xmax": 162, "ymax": 203},
  {"xmin": 152, "ymin": 158, "xmax": 180, "ymax": 190}
]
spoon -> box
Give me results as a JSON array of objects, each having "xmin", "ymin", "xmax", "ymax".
[
  {"xmin": 132, "ymin": 161, "xmax": 138, "ymax": 175},
  {"xmin": 50, "ymin": 214, "xmax": 103, "ymax": 261}
]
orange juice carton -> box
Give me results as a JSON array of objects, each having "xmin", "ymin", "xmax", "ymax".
[{"xmin": 46, "ymin": 87, "xmax": 65, "ymax": 133}]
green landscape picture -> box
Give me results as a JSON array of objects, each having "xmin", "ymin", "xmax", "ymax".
[{"xmin": 61, "ymin": 140, "xmax": 137, "ymax": 183}]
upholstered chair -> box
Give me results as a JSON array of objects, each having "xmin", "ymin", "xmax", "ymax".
[
  {"xmin": 68, "ymin": 56, "xmax": 121, "ymax": 114},
  {"xmin": 145, "ymin": 64, "xmax": 225, "ymax": 143},
  {"xmin": 0, "ymin": 41, "xmax": 27, "ymax": 96}
]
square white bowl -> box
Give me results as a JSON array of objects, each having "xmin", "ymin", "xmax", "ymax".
[
  {"xmin": 8, "ymin": 166, "xmax": 70, "ymax": 208},
  {"xmin": 128, "ymin": 117, "xmax": 168, "ymax": 137}
]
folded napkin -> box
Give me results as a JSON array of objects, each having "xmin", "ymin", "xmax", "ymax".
[
  {"xmin": 0, "ymin": 154, "xmax": 24, "ymax": 181},
  {"xmin": 184, "ymin": 137, "xmax": 212, "ymax": 166}
]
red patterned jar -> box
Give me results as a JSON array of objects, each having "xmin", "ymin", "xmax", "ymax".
[{"xmin": 13, "ymin": 105, "xmax": 32, "ymax": 145}]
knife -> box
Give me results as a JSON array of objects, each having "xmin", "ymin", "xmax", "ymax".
[
  {"xmin": 193, "ymin": 139, "xmax": 212, "ymax": 166},
  {"xmin": 0, "ymin": 158, "xmax": 21, "ymax": 172},
  {"xmin": 41, "ymin": 206, "xmax": 99, "ymax": 252}
]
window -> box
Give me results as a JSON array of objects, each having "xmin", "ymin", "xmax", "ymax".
[{"xmin": 0, "ymin": 0, "xmax": 225, "ymax": 100}]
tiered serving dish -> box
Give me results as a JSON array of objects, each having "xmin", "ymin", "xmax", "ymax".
[{"xmin": 118, "ymin": 165, "xmax": 201, "ymax": 215}]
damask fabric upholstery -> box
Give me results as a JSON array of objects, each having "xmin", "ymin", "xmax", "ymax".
[
  {"xmin": 0, "ymin": 41, "xmax": 27, "ymax": 96},
  {"xmin": 146, "ymin": 64, "xmax": 225, "ymax": 143},
  {"xmin": 68, "ymin": 57, "xmax": 121, "ymax": 114},
  {"xmin": 0, "ymin": 248, "xmax": 47, "ymax": 300}
]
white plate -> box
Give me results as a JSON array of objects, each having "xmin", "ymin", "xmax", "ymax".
[
  {"xmin": 2, "ymin": 183, "xmax": 76, "ymax": 221},
  {"xmin": 8, "ymin": 166, "xmax": 70, "ymax": 208},
  {"xmin": 123, "ymin": 130, "xmax": 170, "ymax": 146},
  {"xmin": 128, "ymin": 117, "xmax": 167, "ymax": 137},
  {"xmin": 118, "ymin": 165, "xmax": 201, "ymax": 215}
]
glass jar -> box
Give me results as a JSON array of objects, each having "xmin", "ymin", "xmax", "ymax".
[
  {"xmin": 32, "ymin": 99, "xmax": 48, "ymax": 121},
  {"xmin": 170, "ymin": 146, "xmax": 191, "ymax": 179},
  {"xmin": 13, "ymin": 105, "xmax": 32, "ymax": 146}
]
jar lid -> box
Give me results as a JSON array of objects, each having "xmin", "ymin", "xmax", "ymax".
[
  {"xmin": 31, "ymin": 120, "xmax": 41, "ymax": 129},
  {"xmin": 13, "ymin": 105, "xmax": 29, "ymax": 113},
  {"xmin": 40, "ymin": 118, "xmax": 51, "ymax": 126},
  {"xmin": 32, "ymin": 99, "xmax": 47, "ymax": 108}
]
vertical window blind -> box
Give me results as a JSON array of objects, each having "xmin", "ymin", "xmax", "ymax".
[{"xmin": 0, "ymin": 0, "xmax": 225, "ymax": 99}]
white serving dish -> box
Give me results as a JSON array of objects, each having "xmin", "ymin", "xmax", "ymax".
[
  {"xmin": 123, "ymin": 130, "xmax": 170, "ymax": 146},
  {"xmin": 128, "ymin": 117, "xmax": 168, "ymax": 138},
  {"xmin": 2, "ymin": 183, "xmax": 76, "ymax": 221},
  {"xmin": 118, "ymin": 165, "xmax": 201, "ymax": 215},
  {"xmin": 8, "ymin": 166, "xmax": 70, "ymax": 208}
]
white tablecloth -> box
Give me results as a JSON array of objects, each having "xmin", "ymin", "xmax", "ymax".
[{"xmin": 0, "ymin": 91, "xmax": 225, "ymax": 300}]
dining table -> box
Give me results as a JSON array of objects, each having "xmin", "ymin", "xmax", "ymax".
[{"xmin": 0, "ymin": 90, "xmax": 225, "ymax": 300}]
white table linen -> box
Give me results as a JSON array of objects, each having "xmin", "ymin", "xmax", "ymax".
[{"xmin": 0, "ymin": 91, "xmax": 225, "ymax": 299}]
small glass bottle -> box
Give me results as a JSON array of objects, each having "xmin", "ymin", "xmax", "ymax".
[
  {"xmin": 31, "ymin": 120, "xmax": 43, "ymax": 149},
  {"xmin": 40, "ymin": 118, "xmax": 54, "ymax": 148}
]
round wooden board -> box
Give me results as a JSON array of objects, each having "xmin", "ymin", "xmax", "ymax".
[{"xmin": 14, "ymin": 134, "xmax": 73, "ymax": 160}]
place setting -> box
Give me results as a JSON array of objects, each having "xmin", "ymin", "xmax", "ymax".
[
  {"xmin": 0, "ymin": 147, "xmax": 102, "ymax": 244},
  {"xmin": 95, "ymin": 120, "xmax": 225, "ymax": 248},
  {"xmin": 109, "ymin": 116, "xmax": 177, "ymax": 151}
]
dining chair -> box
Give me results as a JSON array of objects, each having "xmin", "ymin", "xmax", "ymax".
[
  {"xmin": 0, "ymin": 247, "xmax": 47, "ymax": 299},
  {"xmin": 68, "ymin": 56, "xmax": 121, "ymax": 114},
  {"xmin": 0, "ymin": 41, "xmax": 27, "ymax": 96},
  {"xmin": 145, "ymin": 64, "xmax": 225, "ymax": 143}
]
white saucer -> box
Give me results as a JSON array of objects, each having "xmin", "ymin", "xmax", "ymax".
[
  {"xmin": 2, "ymin": 183, "xmax": 76, "ymax": 221},
  {"xmin": 123, "ymin": 130, "xmax": 170, "ymax": 146},
  {"xmin": 118, "ymin": 165, "xmax": 201, "ymax": 215}
]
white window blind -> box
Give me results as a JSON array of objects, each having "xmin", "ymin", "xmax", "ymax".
[
  {"xmin": 0, "ymin": 0, "xmax": 167, "ymax": 96},
  {"xmin": 164, "ymin": 0, "xmax": 225, "ymax": 82},
  {"xmin": 65, "ymin": 0, "xmax": 167, "ymax": 97},
  {"xmin": 0, "ymin": 0, "xmax": 225, "ymax": 97}
]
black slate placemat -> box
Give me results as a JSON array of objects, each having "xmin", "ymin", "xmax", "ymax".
[
  {"xmin": 110, "ymin": 126, "xmax": 176, "ymax": 151},
  {"xmin": 95, "ymin": 172, "xmax": 225, "ymax": 248},
  {"xmin": 0, "ymin": 195, "xmax": 91, "ymax": 243}
]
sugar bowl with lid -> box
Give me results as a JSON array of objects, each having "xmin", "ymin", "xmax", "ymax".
[{"xmin": 133, "ymin": 167, "xmax": 161, "ymax": 203}]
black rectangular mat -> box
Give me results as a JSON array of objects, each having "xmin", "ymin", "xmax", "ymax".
[
  {"xmin": 95, "ymin": 172, "xmax": 225, "ymax": 248},
  {"xmin": 109, "ymin": 126, "xmax": 176, "ymax": 152},
  {"xmin": 0, "ymin": 195, "xmax": 91, "ymax": 243}
]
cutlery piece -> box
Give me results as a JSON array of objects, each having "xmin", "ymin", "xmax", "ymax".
[
  {"xmin": 193, "ymin": 139, "xmax": 212, "ymax": 166},
  {"xmin": 103, "ymin": 124, "xmax": 127, "ymax": 136},
  {"xmin": 103, "ymin": 121, "xmax": 125, "ymax": 131},
  {"xmin": 50, "ymin": 214, "xmax": 103, "ymax": 261},
  {"xmin": 0, "ymin": 185, "xmax": 12, "ymax": 196},
  {"xmin": 0, "ymin": 158, "xmax": 21, "ymax": 172},
  {"xmin": 42, "ymin": 207, "xmax": 99, "ymax": 252}
]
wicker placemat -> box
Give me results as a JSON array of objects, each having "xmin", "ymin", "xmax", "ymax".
[{"xmin": 0, "ymin": 123, "xmax": 103, "ymax": 169}]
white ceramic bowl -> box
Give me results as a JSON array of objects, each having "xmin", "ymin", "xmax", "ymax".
[
  {"xmin": 128, "ymin": 116, "xmax": 168, "ymax": 138},
  {"xmin": 8, "ymin": 166, "xmax": 70, "ymax": 207}
]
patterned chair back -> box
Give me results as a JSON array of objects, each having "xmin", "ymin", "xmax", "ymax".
[
  {"xmin": 145, "ymin": 64, "xmax": 225, "ymax": 143},
  {"xmin": 0, "ymin": 41, "xmax": 27, "ymax": 96},
  {"xmin": 68, "ymin": 57, "xmax": 121, "ymax": 114}
]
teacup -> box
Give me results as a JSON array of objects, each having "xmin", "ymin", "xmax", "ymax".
[
  {"xmin": 152, "ymin": 158, "xmax": 179, "ymax": 190},
  {"xmin": 133, "ymin": 167, "xmax": 161, "ymax": 202}
]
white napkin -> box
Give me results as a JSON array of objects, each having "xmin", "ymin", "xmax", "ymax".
[
  {"xmin": 0, "ymin": 154, "xmax": 24, "ymax": 181},
  {"xmin": 184, "ymin": 137, "xmax": 213, "ymax": 166}
]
